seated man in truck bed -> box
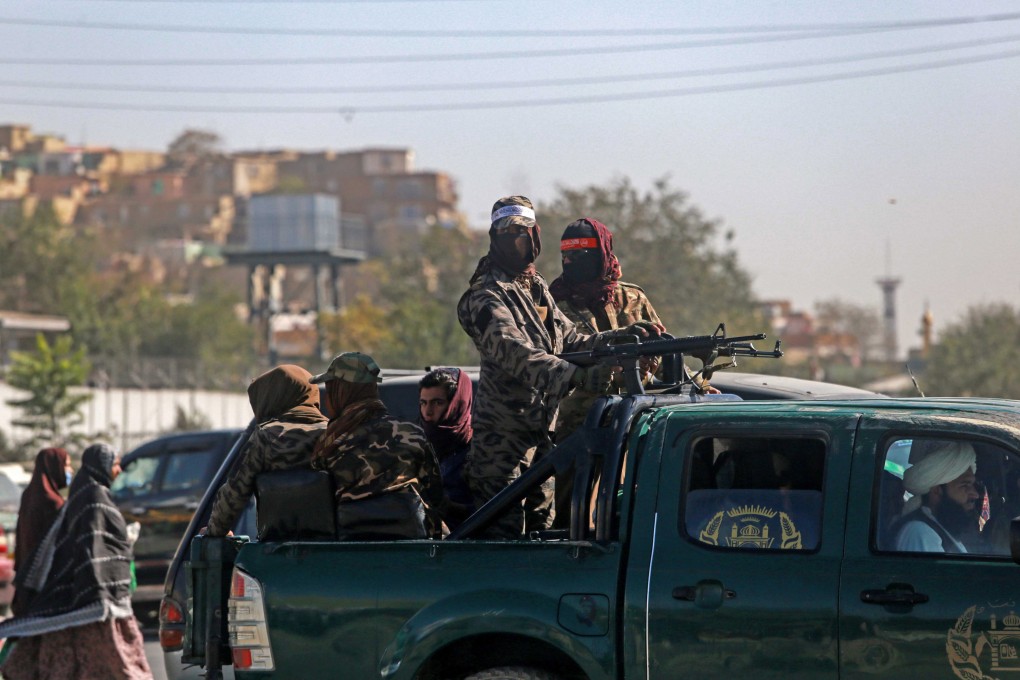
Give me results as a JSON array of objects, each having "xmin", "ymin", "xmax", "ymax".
[
  {"xmin": 310, "ymin": 352, "xmax": 447, "ymax": 539},
  {"xmin": 206, "ymin": 364, "xmax": 328, "ymax": 537}
]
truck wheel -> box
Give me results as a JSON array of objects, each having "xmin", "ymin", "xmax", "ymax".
[{"xmin": 463, "ymin": 667, "xmax": 562, "ymax": 680}]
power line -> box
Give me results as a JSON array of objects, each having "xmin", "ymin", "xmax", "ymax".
[
  {"xmin": 2, "ymin": 12, "xmax": 1020, "ymax": 37},
  {"xmin": 2, "ymin": 48, "xmax": 1017, "ymax": 114},
  {"xmin": 2, "ymin": 34, "xmax": 1017, "ymax": 94},
  {"xmin": 0, "ymin": 26, "xmax": 977, "ymax": 66},
  {"xmin": 78, "ymin": 0, "xmax": 499, "ymax": 3}
]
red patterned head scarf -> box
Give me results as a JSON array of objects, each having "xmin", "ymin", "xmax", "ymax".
[
  {"xmin": 549, "ymin": 217, "xmax": 622, "ymax": 309},
  {"xmin": 419, "ymin": 367, "xmax": 473, "ymax": 459}
]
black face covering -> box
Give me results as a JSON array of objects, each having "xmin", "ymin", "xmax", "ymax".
[
  {"xmin": 502, "ymin": 232, "xmax": 535, "ymax": 264},
  {"xmin": 562, "ymin": 249, "xmax": 602, "ymax": 284},
  {"xmin": 490, "ymin": 227, "xmax": 539, "ymax": 274}
]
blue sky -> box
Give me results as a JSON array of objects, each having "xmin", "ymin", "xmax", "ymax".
[{"xmin": 2, "ymin": 1, "xmax": 1019, "ymax": 357}]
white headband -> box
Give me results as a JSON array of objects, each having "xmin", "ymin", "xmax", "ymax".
[{"xmin": 491, "ymin": 205, "xmax": 536, "ymax": 223}]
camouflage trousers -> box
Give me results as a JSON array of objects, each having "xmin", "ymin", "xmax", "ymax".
[{"xmin": 464, "ymin": 426, "xmax": 556, "ymax": 539}]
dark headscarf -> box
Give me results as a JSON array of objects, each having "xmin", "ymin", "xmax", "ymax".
[
  {"xmin": 420, "ymin": 368, "xmax": 473, "ymax": 460},
  {"xmin": 248, "ymin": 364, "xmax": 327, "ymax": 425},
  {"xmin": 549, "ymin": 217, "xmax": 622, "ymax": 309},
  {"xmin": 312, "ymin": 379, "xmax": 387, "ymax": 463},
  {"xmin": 12, "ymin": 448, "xmax": 69, "ymax": 615},
  {"xmin": 1, "ymin": 444, "xmax": 132, "ymax": 638},
  {"xmin": 77, "ymin": 442, "xmax": 117, "ymax": 488}
]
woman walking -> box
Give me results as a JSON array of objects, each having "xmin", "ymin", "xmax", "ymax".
[
  {"xmin": 0, "ymin": 443, "xmax": 152, "ymax": 680},
  {"xmin": 11, "ymin": 447, "xmax": 71, "ymax": 616}
]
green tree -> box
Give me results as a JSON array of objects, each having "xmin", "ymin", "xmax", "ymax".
[
  {"xmin": 0, "ymin": 203, "xmax": 95, "ymax": 314},
  {"xmin": 0, "ymin": 428, "xmax": 22, "ymax": 463},
  {"xmin": 0, "ymin": 197, "xmax": 256, "ymax": 390},
  {"xmin": 5, "ymin": 334, "xmax": 92, "ymax": 451},
  {"xmin": 373, "ymin": 223, "xmax": 482, "ymax": 368},
  {"xmin": 924, "ymin": 304, "xmax": 1020, "ymax": 398},
  {"xmin": 536, "ymin": 177, "xmax": 763, "ymax": 336},
  {"xmin": 63, "ymin": 267, "xmax": 171, "ymax": 360},
  {"xmin": 814, "ymin": 298, "xmax": 882, "ymax": 363},
  {"xmin": 323, "ymin": 224, "xmax": 483, "ymax": 369},
  {"xmin": 166, "ymin": 128, "xmax": 222, "ymax": 169},
  {"xmin": 319, "ymin": 292, "xmax": 397, "ymax": 360},
  {"xmin": 139, "ymin": 284, "xmax": 257, "ymax": 387},
  {"xmin": 170, "ymin": 404, "xmax": 212, "ymax": 432}
]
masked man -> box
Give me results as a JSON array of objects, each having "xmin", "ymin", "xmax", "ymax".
[{"xmin": 457, "ymin": 196, "xmax": 660, "ymax": 539}]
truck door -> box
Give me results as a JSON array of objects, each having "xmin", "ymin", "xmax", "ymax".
[
  {"xmin": 841, "ymin": 416, "xmax": 1020, "ymax": 680},
  {"xmin": 641, "ymin": 410, "xmax": 856, "ymax": 680}
]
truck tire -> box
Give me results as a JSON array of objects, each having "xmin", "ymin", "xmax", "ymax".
[{"xmin": 463, "ymin": 667, "xmax": 562, "ymax": 680}]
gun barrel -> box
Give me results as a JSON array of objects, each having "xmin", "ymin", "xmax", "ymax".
[{"xmin": 558, "ymin": 330, "xmax": 771, "ymax": 367}]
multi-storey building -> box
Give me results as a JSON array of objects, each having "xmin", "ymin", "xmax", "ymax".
[{"xmin": 276, "ymin": 148, "xmax": 459, "ymax": 255}]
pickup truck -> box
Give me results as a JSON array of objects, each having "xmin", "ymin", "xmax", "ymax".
[{"xmin": 181, "ymin": 362, "xmax": 1020, "ymax": 680}]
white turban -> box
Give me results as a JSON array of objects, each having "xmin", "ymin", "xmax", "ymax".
[{"xmin": 901, "ymin": 440, "xmax": 977, "ymax": 514}]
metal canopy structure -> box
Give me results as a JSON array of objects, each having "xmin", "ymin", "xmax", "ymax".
[{"xmin": 223, "ymin": 247, "xmax": 366, "ymax": 363}]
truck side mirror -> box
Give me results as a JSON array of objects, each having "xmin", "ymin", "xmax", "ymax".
[{"xmin": 1010, "ymin": 517, "xmax": 1020, "ymax": 564}]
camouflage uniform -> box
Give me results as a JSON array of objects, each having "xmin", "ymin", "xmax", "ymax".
[
  {"xmin": 207, "ymin": 420, "xmax": 326, "ymax": 537},
  {"xmin": 457, "ymin": 261, "xmax": 606, "ymax": 539},
  {"xmin": 311, "ymin": 414, "xmax": 444, "ymax": 507},
  {"xmin": 554, "ymin": 282, "xmax": 662, "ymax": 439},
  {"xmin": 309, "ymin": 351, "xmax": 446, "ymax": 529}
]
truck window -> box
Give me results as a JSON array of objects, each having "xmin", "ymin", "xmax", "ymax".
[
  {"xmin": 875, "ymin": 436, "xmax": 1019, "ymax": 557},
  {"xmin": 682, "ymin": 436, "xmax": 825, "ymax": 551}
]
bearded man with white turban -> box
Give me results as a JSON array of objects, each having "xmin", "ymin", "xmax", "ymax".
[{"xmin": 895, "ymin": 440, "xmax": 980, "ymax": 553}]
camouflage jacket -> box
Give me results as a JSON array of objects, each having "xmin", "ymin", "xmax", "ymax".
[
  {"xmin": 311, "ymin": 413, "xmax": 445, "ymax": 511},
  {"xmin": 555, "ymin": 282, "xmax": 662, "ymax": 334},
  {"xmin": 457, "ymin": 259, "xmax": 608, "ymax": 435},
  {"xmin": 207, "ymin": 419, "xmax": 326, "ymax": 537},
  {"xmin": 555, "ymin": 282, "xmax": 663, "ymax": 437}
]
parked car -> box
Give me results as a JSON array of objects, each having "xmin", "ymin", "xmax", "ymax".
[
  {"xmin": 0, "ymin": 465, "xmax": 26, "ymax": 558},
  {"xmin": 0, "ymin": 525, "xmax": 14, "ymax": 618},
  {"xmin": 110, "ymin": 428, "xmax": 245, "ymax": 629},
  {"xmin": 0, "ymin": 469, "xmax": 22, "ymax": 616},
  {"xmin": 160, "ymin": 371, "xmax": 879, "ymax": 679}
]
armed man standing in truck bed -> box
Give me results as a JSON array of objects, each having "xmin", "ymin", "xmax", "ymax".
[
  {"xmin": 550, "ymin": 218, "xmax": 664, "ymax": 436},
  {"xmin": 457, "ymin": 196, "xmax": 661, "ymax": 539},
  {"xmin": 548, "ymin": 217, "xmax": 665, "ymax": 527}
]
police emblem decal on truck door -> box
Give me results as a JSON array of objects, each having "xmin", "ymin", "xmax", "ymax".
[
  {"xmin": 698, "ymin": 505, "xmax": 803, "ymax": 550},
  {"xmin": 949, "ymin": 605, "xmax": 1020, "ymax": 680}
]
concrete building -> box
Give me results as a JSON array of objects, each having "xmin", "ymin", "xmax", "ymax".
[
  {"xmin": 759, "ymin": 299, "xmax": 863, "ymax": 368},
  {"xmin": 277, "ymin": 148, "xmax": 459, "ymax": 255},
  {"xmin": 0, "ymin": 125, "xmax": 33, "ymax": 154}
]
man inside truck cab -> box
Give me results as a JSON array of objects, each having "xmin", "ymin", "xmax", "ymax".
[{"xmin": 895, "ymin": 440, "xmax": 980, "ymax": 553}]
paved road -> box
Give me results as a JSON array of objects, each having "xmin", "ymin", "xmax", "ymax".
[{"xmin": 144, "ymin": 633, "xmax": 169, "ymax": 680}]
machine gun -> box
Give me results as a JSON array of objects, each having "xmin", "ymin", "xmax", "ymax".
[{"xmin": 558, "ymin": 323, "xmax": 783, "ymax": 395}]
